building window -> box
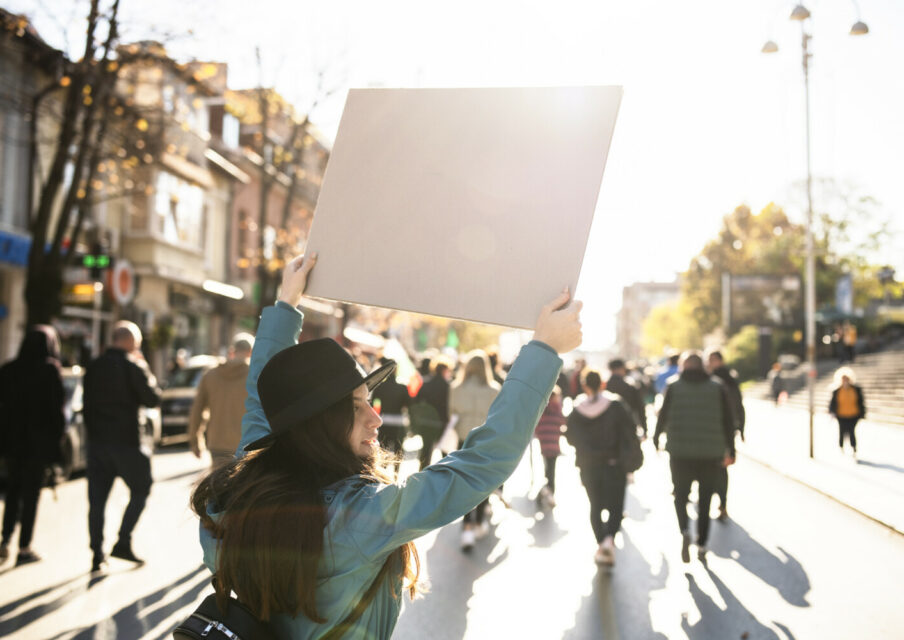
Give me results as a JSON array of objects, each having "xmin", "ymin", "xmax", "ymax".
[
  {"xmin": 222, "ymin": 113, "xmax": 240, "ymax": 149},
  {"xmin": 154, "ymin": 171, "xmax": 204, "ymax": 249}
]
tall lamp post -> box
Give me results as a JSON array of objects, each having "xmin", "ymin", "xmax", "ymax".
[{"xmin": 762, "ymin": 4, "xmax": 868, "ymax": 458}]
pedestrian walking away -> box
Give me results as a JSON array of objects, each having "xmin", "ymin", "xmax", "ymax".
[
  {"xmin": 189, "ymin": 253, "xmax": 583, "ymax": 639},
  {"xmin": 83, "ymin": 320, "xmax": 161, "ymax": 573},
  {"xmin": 188, "ymin": 332, "xmax": 254, "ymax": 468},
  {"xmin": 565, "ymin": 368, "xmax": 637, "ymax": 567},
  {"xmin": 534, "ymin": 385, "xmax": 566, "ymax": 509},
  {"xmin": 842, "ymin": 321, "xmax": 858, "ymax": 363},
  {"xmin": 409, "ymin": 354, "xmax": 451, "ymax": 470},
  {"xmin": 828, "ymin": 366, "xmax": 866, "ymax": 459},
  {"xmin": 655, "ymin": 352, "xmax": 680, "ymax": 395},
  {"xmin": 653, "ymin": 351, "xmax": 736, "ymax": 563},
  {"xmin": 449, "ymin": 349, "xmax": 501, "ymax": 550},
  {"xmin": 0, "ymin": 326, "xmax": 66, "ymax": 566},
  {"xmin": 372, "ymin": 356, "xmax": 413, "ymax": 474},
  {"xmin": 606, "ymin": 358, "xmax": 648, "ymax": 437},
  {"xmin": 706, "ymin": 349, "xmax": 745, "ymax": 521},
  {"xmin": 767, "ymin": 362, "xmax": 784, "ymax": 405}
]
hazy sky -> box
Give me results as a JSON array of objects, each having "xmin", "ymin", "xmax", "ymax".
[{"xmin": 12, "ymin": 0, "xmax": 904, "ymax": 350}]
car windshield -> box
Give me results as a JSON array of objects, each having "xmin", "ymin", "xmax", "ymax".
[{"xmin": 167, "ymin": 366, "xmax": 207, "ymax": 388}]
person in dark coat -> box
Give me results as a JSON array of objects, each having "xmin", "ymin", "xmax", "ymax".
[
  {"xmin": 707, "ymin": 350, "xmax": 745, "ymax": 521},
  {"xmin": 654, "ymin": 352, "xmax": 736, "ymax": 563},
  {"xmin": 83, "ymin": 320, "xmax": 161, "ymax": 573},
  {"xmin": 372, "ymin": 357, "xmax": 411, "ymax": 472},
  {"xmin": 565, "ymin": 369, "xmax": 636, "ymax": 567},
  {"xmin": 768, "ymin": 362, "xmax": 784, "ymax": 404},
  {"xmin": 0, "ymin": 326, "xmax": 65, "ymax": 566},
  {"xmin": 828, "ymin": 366, "xmax": 866, "ymax": 458},
  {"xmin": 606, "ymin": 358, "xmax": 648, "ymax": 437},
  {"xmin": 411, "ymin": 356, "xmax": 451, "ymax": 470}
]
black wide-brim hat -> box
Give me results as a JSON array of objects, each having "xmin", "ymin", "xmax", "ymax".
[{"xmin": 244, "ymin": 338, "xmax": 396, "ymax": 451}]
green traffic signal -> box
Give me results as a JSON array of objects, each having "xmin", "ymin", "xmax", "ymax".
[{"xmin": 82, "ymin": 254, "xmax": 111, "ymax": 270}]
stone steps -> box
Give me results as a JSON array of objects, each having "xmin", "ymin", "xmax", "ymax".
[{"xmin": 743, "ymin": 337, "xmax": 904, "ymax": 426}]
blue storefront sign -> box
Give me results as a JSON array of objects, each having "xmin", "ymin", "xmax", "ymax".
[{"xmin": 0, "ymin": 230, "xmax": 31, "ymax": 267}]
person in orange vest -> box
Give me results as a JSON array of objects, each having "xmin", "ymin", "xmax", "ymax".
[{"xmin": 829, "ymin": 366, "xmax": 866, "ymax": 459}]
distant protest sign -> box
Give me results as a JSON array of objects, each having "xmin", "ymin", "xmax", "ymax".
[{"xmin": 304, "ymin": 86, "xmax": 622, "ymax": 329}]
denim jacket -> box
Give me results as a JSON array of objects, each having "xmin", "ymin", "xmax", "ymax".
[{"xmin": 200, "ymin": 302, "xmax": 561, "ymax": 639}]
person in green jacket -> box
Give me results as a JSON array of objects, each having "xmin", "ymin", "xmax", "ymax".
[
  {"xmin": 653, "ymin": 351, "xmax": 736, "ymax": 563},
  {"xmin": 191, "ymin": 253, "xmax": 583, "ymax": 639}
]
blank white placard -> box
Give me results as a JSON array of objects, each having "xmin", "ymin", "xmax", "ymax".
[{"xmin": 304, "ymin": 86, "xmax": 622, "ymax": 329}]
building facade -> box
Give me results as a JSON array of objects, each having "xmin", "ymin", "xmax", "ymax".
[
  {"xmin": 0, "ymin": 9, "xmax": 64, "ymax": 361},
  {"xmin": 616, "ymin": 279, "xmax": 681, "ymax": 360}
]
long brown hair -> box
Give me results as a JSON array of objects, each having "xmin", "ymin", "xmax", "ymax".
[
  {"xmin": 453, "ymin": 349, "xmax": 495, "ymax": 388},
  {"xmin": 191, "ymin": 395, "xmax": 421, "ymax": 622}
]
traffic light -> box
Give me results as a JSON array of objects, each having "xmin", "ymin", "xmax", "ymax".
[{"xmin": 83, "ymin": 251, "xmax": 112, "ymax": 280}]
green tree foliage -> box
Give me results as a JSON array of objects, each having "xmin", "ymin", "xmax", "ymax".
[
  {"xmin": 640, "ymin": 298, "xmax": 703, "ymax": 356},
  {"xmin": 641, "ymin": 186, "xmax": 898, "ymax": 363},
  {"xmin": 682, "ymin": 203, "xmax": 803, "ymax": 338},
  {"xmin": 723, "ymin": 325, "xmax": 760, "ymax": 381}
]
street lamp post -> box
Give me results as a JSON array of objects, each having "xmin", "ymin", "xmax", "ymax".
[{"xmin": 763, "ymin": 4, "xmax": 868, "ymax": 458}]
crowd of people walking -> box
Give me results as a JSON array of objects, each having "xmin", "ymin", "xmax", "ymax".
[{"xmin": 0, "ymin": 252, "xmax": 877, "ymax": 640}]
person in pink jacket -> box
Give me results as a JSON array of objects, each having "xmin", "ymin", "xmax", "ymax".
[{"xmin": 534, "ymin": 386, "xmax": 565, "ymax": 508}]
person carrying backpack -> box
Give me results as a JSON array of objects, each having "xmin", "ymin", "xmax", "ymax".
[{"xmin": 565, "ymin": 367, "xmax": 638, "ymax": 567}]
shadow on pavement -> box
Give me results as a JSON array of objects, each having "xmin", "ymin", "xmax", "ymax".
[
  {"xmin": 0, "ymin": 574, "xmax": 91, "ymax": 631},
  {"xmin": 681, "ymin": 568, "xmax": 791, "ymax": 640},
  {"xmin": 561, "ymin": 530, "xmax": 668, "ymax": 640},
  {"xmin": 856, "ymin": 459, "xmax": 904, "ymax": 474},
  {"xmin": 395, "ymin": 522, "xmax": 507, "ymax": 640},
  {"xmin": 507, "ymin": 495, "xmax": 568, "ymax": 549},
  {"xmin": 624, "ymin": 486, "xmax": 652, "ymax": 523},
  {"xmin": 708, "ymin": 519, "xmax": 811, "ymax": 608},
  {"xmin": 42, "ymin": 564, "xmax": 209, "ymax": 640}
]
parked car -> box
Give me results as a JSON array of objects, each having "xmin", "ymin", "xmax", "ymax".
[
  {"xmin": 160, "ymin": 355, "xmax": 222, "ymax": 444},
  {"xmin": 57, "ymin": 366, "xmax": 162, "ymax": 480}
]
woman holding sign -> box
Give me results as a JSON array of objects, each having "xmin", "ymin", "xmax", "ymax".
[{"xmin": 190, "ymin": 253, "xmax": 582, "ymax": 639}]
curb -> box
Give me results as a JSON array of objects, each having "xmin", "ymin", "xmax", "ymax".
[{"xmin": 738, "ymin": 449, "xmax": 903, "ymax": 537}]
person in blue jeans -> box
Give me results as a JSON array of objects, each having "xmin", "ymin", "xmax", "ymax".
[{"xmin": 191, "ymin": 253, "xmax": 582, "ymax": 639}]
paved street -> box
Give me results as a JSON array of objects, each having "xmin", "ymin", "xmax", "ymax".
[
  {"xmin": 2, "ymin": 419, "xmax": 903, "ymax": 639},
  {"xmin": 739, "ymin": 398, "xmax": 904, "ymax": 534}
]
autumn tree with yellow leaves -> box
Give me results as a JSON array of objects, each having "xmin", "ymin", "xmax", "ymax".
[{"xmin": 7, "ymin": 0, "xmax": 155, "ymax": 324}]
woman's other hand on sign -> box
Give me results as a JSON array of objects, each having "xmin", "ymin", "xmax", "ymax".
[{"xmin": 533, "ymin": 289, "xmax": 583, "ymax": 354}]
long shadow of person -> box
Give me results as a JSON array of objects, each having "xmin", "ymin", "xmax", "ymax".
[
  {"xmin": 681, "ymin": 569, "xmax": 792, "ymax": 640},
  {"xmin": 0, "ymin": 573, "xmax": 92, "ymax": 634},
  {"xmin": 392, "ymin": 521, "xmax": 508, "ymax": 640},
  {"xmin": 561, "ymin": 530, "xmax": 669, "ymax": 640},
  {"xmin": 707, "ymin": 520, "xmax": 811, "ymax": 608},
  {"xmin": 42, "ymin": 564, "xmax": 209, "ymax": 640},
  {"xmin": 507, "ymin": 494, "xmax": 569, "ymax": 549},
  {"xmin": 855, "ymin": 459, "xmax": 904, "ymax": 474},
  {"xmin": 623, "ymin": 485, "xmax": 652, "ymax": 523}
]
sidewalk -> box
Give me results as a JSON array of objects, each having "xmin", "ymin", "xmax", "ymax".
[{"xmin": 738, "ymin": 398, "xmax": 904, "ymax": 535}]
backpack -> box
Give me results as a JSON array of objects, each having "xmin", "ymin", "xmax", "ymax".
[
  {"xmin": 619, "ymin": 425, "xmax": 644, "ymax": 473},
  {"xmin": 174, "ymin": 568, "xmax": 384, "ymax": 640},
  {"xmin": 173, "ymin": 593, "xmax": 278, "ymax": 640}
]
